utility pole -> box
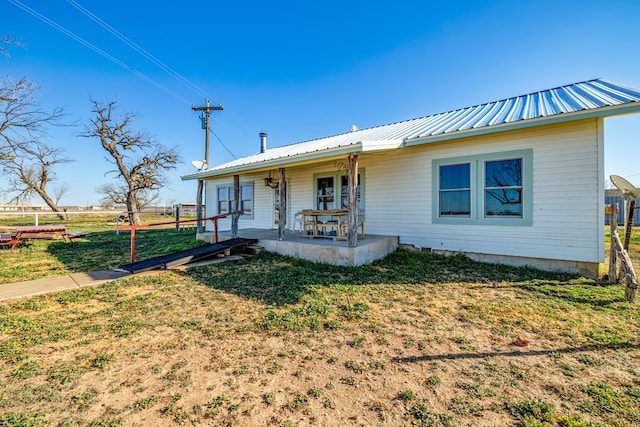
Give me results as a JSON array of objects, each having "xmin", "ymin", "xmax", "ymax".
[{"xmin": 192, "ymin": 99, "xmax": 223, "ymax": 233}]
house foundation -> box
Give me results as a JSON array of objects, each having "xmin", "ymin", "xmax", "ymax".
[{"xmin": 198, "ymin": 229, "xmax": 398, "ymax": 267}]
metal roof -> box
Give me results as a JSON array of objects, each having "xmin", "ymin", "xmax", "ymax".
[{"xmin": 183, "ymin": 78, "xmax": 640, "ymax": 180}]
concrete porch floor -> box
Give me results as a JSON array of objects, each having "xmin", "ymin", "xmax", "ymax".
[{"xmin": 200, "ymin": 229, "xmax": 399, "ymax": 266}]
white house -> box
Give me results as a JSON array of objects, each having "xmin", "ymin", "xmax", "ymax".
[{"xmin": 182, "ymin": 78, "xmax": 640, "ymax": 276}]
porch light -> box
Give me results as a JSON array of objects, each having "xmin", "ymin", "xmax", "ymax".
[{"xmin": 263, "ymin": 176, "xmax": 279, "ymax": 189}]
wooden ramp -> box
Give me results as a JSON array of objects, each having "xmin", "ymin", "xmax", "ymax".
[{"xmin": 119, "ymin": 237, "xmax": 258, "ymax": 273}]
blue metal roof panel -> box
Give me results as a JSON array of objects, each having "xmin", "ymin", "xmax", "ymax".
[{"xmin": 184, "ymin": 78, "xmax": 640, "ymax": 179}]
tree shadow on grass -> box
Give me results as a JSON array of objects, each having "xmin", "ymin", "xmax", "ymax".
[
  {"xmin": 391, "ymin": 341, "xmax": 640, "ymax": 363},
  {"xmin": 183, "ymin": 249, "xmax": 587, "ymax": 307},
  {"xmin": 45, "ymin": 231, "xmax": 132, "ymax": 272},
  {"xmin": 513, "ymin": 281, "xmax": 625, "ymax": 308},
  {"xmin": 44, "ymin": 229, "xmax": 206, "ymax": 274}
]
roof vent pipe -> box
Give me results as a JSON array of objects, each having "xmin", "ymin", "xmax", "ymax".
[{"xmin": 259, "ymin": 132, "xmax": 267, "ymax": 153}]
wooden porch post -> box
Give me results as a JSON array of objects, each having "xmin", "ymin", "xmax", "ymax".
[
  {"xmin": 231, "ymin": 174, "xmax": 240, "ymax": 237},
  {"xmin": 195, "ymin": 179, "xmax": 204, "ymax": 234},
  {"xmin": 347, "ymin": 153, "xmax": 359, "ymax": 248},
  {"xmin": 278, "ymin": 168, "xmax": 286, "ymax": 241}
]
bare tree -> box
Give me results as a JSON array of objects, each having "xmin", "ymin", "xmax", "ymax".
[
  {"xmin": 0, "ymin": 77, "xmax": 71, "ymax": 219},
  {"xmin": 96, "ymin": 183, "xmax": 159, "ymax": 212},
  {"xmin": 53, "ymin": 182, "xmax": 70, "ymax": 205},
  {"xmin": 83, "ymin": 99, "xmax": 179, "ymax": 225},
  {"xmin": 0, "ymin": 35, "xmax": 24, "ymax": 58}
]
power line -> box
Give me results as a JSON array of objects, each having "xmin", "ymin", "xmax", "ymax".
[
  {"xmin": 210, "ymin": 129, "xmax": 238, "ymax": 160},
  {"xmin": 62, "ymin": 1, "xmax": 255, "ymax": 153},
  {"xmin": 11, "ymin": 0, "xmax": 241, "ymax": 160},
  {"xmin": 65, "ymin": 0, "xmax": 217, "ymax": 104},
  {"xmin": 8, "ymin": 0, "xmax": 191, "ymax": 105}
]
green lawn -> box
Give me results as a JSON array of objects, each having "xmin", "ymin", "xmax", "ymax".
[
  {"xmin": 0, "ymin": 214, "xmax": 205, "ymax": 284},
  {"xmin": 0, "ymin": 215, "xmax": 639, "ymax": 426}
]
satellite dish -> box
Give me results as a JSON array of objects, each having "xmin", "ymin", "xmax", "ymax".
[
  {"xmin": 611, "ymin": 174, "xmax": 640, "ymax": 199},
  {"xmin": 191, "ymin": 160, "xmax": 207, "ymax": 171}
]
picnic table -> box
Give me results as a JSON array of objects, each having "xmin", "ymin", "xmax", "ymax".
[{"xmin": 0, "ymin": 225, "xmax": 78, "ymax": 249}]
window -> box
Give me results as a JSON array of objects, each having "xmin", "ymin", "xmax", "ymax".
[
  {"xmin": 217, "ymin": 187, "xmax": 228, "ymax": 215},
  {"xmin": 314, "ymin": 169, "xmax": 365, "ymax": 211},
  {"xmin": 438, "ymin": 163, "xmax": 470, "ymax": 217},
  {"xmin": 484, "ymin": 158, "xmax": 522, "ymax": 217},
  {"xmin": 217, "ymin": 183, "xmax": 253, "ymax": 217},
  {"xmin": 317, "ymin": 177, "xmax": 335, "ymax": 210},
  {"xmin": 433, "ymin": 149, "xmax": 532, "ymax": 225},
  {"xmin": 340, "ymin": 174, "xmax": 361, "ymax": 209},
  {"xmin": 240, "ymin": 185, "xmax": 253, "ymax": 215}
]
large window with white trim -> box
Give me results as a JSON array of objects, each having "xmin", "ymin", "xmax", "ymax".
[{"xmin": 433, "ymin": 149, "xmax": 532, "ymax": 225}]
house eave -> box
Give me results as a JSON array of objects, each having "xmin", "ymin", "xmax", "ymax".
[
  {"xmin": 181, "ymin": 99, "xmax": 640, "ymax": 181},
  {"xmin": 181, "ymin": 143, "xmax": 365, "ymax": 181},
  {"xmin": 403, "ymin": 103, "xmax": 640, "ymax": 147}
]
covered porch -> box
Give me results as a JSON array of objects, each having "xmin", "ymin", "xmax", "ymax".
[{"xmin": 200, "ymin": 229, "xmax": 398, "ymax": 267}]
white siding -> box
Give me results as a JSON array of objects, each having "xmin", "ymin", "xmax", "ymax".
[
  {"xmin": 204, "ymin": 173, "xmax": 275, "ymax": 231},
  {"xmin": 362, "ymin": 119, "xmax": 603, "ymax": 263},
  {"xmin": 203, "ymin": 119, "xmax": 604, "ymax": 264}
]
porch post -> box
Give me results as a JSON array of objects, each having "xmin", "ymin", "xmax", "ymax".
[
  {"xmin": 278, "ymin": 168, "xmax": 286, "ymax": 240},
  {"xmin": 231, "ymin": 174, "xmax": 240, "ymax": 237},
  {"xmin": 347, "ymin": 153, "xmax": 359, "ymax": 247},
  {"xmin": 195, "ymin": 179, "xmax": 204, "ymax": 234}
]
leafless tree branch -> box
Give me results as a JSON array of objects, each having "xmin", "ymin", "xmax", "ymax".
[
  {"xmin": 0, "ymin": 77, "xmax": 71, "ymax": 219},
  {"xmin": 83, "ymin": 99, "xmax": 179, "ymax": 224}
]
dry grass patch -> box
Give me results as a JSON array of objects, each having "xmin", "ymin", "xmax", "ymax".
[{"xmin": 1, "ymin": 250, "xmax": 639, "ymax": 426}]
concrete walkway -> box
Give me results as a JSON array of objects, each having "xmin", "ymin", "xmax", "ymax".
[
  {"xmin": 0, "ymin": 254, "xmax": 247, "ymax": 302},
  {"xmin": 0, "ymin": 269, "xmax": 131, "ymax": 302}
]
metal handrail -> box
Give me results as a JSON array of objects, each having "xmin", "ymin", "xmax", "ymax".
[{"xmin": 116, "ymin": 214, "xmax": 228, "ymax": 263}]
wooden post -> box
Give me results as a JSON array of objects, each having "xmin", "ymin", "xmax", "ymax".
[
  {"xmin": 196, "ymin": 180, "xmax": 204, "ymax": 233},
  {"xmin": 611, "ymin": 229, "xmax": 638, "ymax": 303},
  {"xmin": 609, "ymin": 203, "xmax": 618, "ymax": 282},
  {"xmin": 130, "ymin": 228, "xmax": 136, "ymax": 263},
  {"xmin": 609, "ymin": 200, "xmax": 638, "ymax": 303},
  {"xmin": 175, "ymin": 206, "xmax": 181, "ymax": 232},
  {"xmin": 231, "ymin": 174, "xmax": 240, "ymax": 238},
  {"xmin": 624, "ymin": 199, "xmax": 635, "ymax": 251},
  {"xmin": 347, "ymin": 153, "xmax": 359, "ymax": 248},
  {"xmin": 278, "ymin": 168, "xmax": 286, "ymax": 241}
]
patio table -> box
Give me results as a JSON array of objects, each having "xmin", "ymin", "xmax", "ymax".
[{"xmin": 300, "ymin": 209, "xmax": 348, "ymax": 239}]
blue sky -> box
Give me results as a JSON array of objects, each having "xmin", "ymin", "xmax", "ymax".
[{"xmin": 2, "ymin": 0, "xmax": 640, "ymax": 206}]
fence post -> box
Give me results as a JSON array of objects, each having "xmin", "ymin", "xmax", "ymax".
[
  {"xmin": 130, "ymin": 228, "xmax": 136, "ymax": 263},
  {"xmin": 609, "ymin": 203, "xmax": 618, "ymax": 282},
  {"xmin": 175, "ymin": 206, "xmax": 181, "ymax": 231},
  {"xmin": 35, "ymin": 213, "xmax": 39, "ymax": 226}
]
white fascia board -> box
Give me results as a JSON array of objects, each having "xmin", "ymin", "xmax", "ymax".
[
  {"xmin": 181, "ymin": 143, "xmax": 364, "ymax": 181},
  {"xmin": 360, "ymin": 139, "xmax": 404, "ymax": 151}
]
